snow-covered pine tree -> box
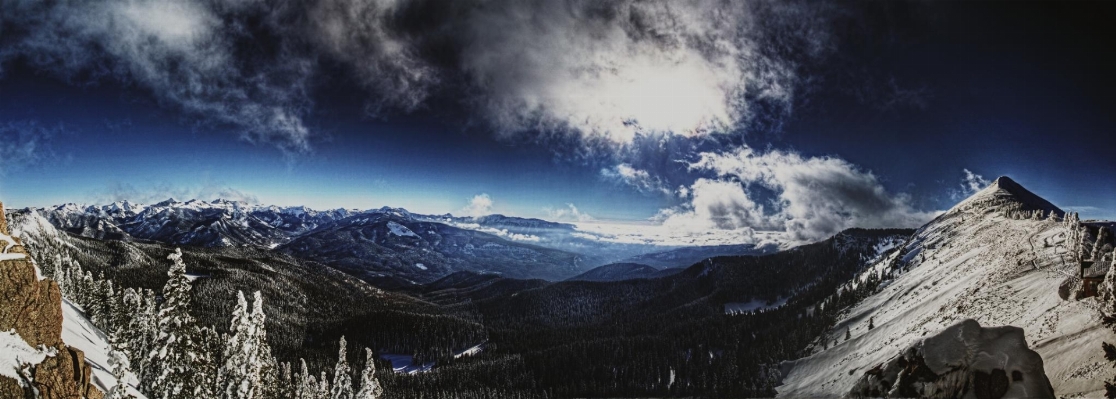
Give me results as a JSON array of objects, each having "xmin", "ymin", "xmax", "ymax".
[
  {"xmin": 219, "ymin": 291, "xmax": 253, "ymax": 399},
  {"xmin": 145, "ymin": 248, "xmax": 203, "ymax": 399},
  {"xmin": 106, "ymin": 349, "xmax": 136, "ymax": 399},
  {"xmin": 331, "ymin": 336, "xmax": 355, "ymax": 399},
  {"xmin": 1093, "ymin": 227, "xmax": 1109, "ymax": 261},
  {"xmin": 219, "ymin": 290, "xmax": 279, "ymax": 399},
  {"xmin": 355, "ymin": 348, "xmax": 383, "ymax": 399},
  {"xmin": 294, "ymin": 359, "xmax": 316, "ymax": 399},
  {"xmin": 196, "ymin": 326, "xmax": 222, "ymax": 398},
  {"xmin": 250, "ymin": 291, "xmax": 280, "ymax": 398},
  {"xmin": 317, "ymin": 371, "xmax": 331, "ymax": 399},
  {"xmin": 133, "ymin": 288, "xmax": 158, "ymax": 378},
  {"xmin": 279, "ymin": 362, "xmax": 294, "ymax": 399},
  {"xmin": 80, "ymin": 270, "xmax": 95, "ymax": 310}
]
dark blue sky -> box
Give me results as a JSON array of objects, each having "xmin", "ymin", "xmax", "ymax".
[{"xmin": 1, "ymin": 0, "xmax": 1114, "ymax": 236}]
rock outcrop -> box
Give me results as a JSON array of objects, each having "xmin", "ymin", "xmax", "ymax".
[
  {"xmin": 0, "ymin": 201, "xmax": 103, "ymax": 399},
  {"xmin": 849, "ymin": 319, "xmax": 1054, "ymax": 399}
]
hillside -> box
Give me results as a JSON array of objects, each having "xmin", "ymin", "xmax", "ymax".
[
  {"xmin": 279, "ymin": 211, "xmax": 587, "ymax": 283},
  {"xmin": 567, "ymin": 262, "xmax": 676, "ymax": 282},
  {"xmin": 777, "ymin": 177, "xmax": 1110, "ymax": 397},
  {"xmin": 6, "ymin": 208, "xmax": 487, "ymax": 371}
]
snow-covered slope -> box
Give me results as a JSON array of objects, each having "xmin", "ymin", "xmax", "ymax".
[
  {"xmin": 776, "ymin": 177, "xmax": 1109, "ymax": 397},
  {"xmin": 61, "ymin": 299, "xmax": 146, "ymax": 398}
]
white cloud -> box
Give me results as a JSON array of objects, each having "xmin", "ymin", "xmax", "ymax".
[
  {"xmin": 460, "ymin": 193, "xmax": 493, "ymax": 217},
  {"xmin": 600, "ymin": 163, "xmax": 671, "ymax": 195},
  {"xmin": 4, "ymin": 0, "xmax": 314, "ymax": 154},
  {"xmin": 657, "ymin": 147, "xmax": 937, "ymax": 242},
  {"xmin": 308, "ymin": 0, "xmax": 436, "ymax": 114},
  {"xmin": 459, "ymin": 1, "xmax": 822, "ymax": 143},
  {"xmin": 3, "ymin": 0, "xmax": 833, "ymax": 154},
  {"xmin": 545, "ymin": 203, "xmax": 595, "ymax": 222},
  {"xmin": 571, "ymin": 220, "xmax": 785, "ymax": 248},
  {"xmin": 961, "ymin": 168, "xmax": 990, "ymax": 194}
]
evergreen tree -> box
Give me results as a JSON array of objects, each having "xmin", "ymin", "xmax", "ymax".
[
  {"xmin": 355, "ymin": 348, "xmax": 383, "ymax": 399},
  {"xmin": 196, "ymin": 326, "xmax": 222, "ymax": 398},
  {"xmin": 145, "ymin": 248, "xmax": 202, "ymax": 399},
  {"xmin": 844, "ymin": 327, "xmax": 850, "ymax": 342},
  {"xmin": 106, "ymin": 349, "xmax": 135, "ymax": 399},
  {"xmin": 295, "ymin": 359, "xmax": 316, "ymax": 399},
  {"xmin": 317, "ymin": 372, "xmax": 331, "ymax": 399},
  {"xmin": 219, "ymin": 291, "xmax": 253, "ymax": 399},
  {"xmin": 219, "ymin": 290, "xmax": 278, "ymax": 399},
  {"xmin": 250, "ymin": 291, "xmax": 280, "ymax": 398},
  {"xmin": 868, "ymin": 317, "xmax": 875, "ymax": 330},
  {"xmin": 279, "ymin": 362, "xmax": 294, "ymax": 399},
  {"xmin": 331, "ymin": 336, "xmax": 355, "ymax": 399}
]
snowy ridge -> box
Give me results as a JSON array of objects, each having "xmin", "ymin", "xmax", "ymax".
[{"xmin": 777, "ymin": 177, "xmax": 1107, "ymax": 397}]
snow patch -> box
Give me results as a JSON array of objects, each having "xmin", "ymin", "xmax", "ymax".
[
  {"xmin": 380, "ymin": 353, "xmax": 435, "ymax": 374},
  {"xmin": 386, "ymin": 221, "xmax": 418, "ymax": 238},
  {"xmin": 454, "ymin": 342, "xmax": 486, "ymax": 359},
  {"xmin": 725, "ymin": 296, "xmax": 790, "ymax": 314},
  {"xmin": 0, "ymin": 329, "xmax": 55, "ymax": 386},
  {"xmin": 0, "ymin": 253, "xmax": 27, "ymax": 261}
]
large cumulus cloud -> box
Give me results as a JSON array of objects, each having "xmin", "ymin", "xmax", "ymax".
[{"xmin": 659, "ymin": 147, "xmax": 937, "ymax": 242}]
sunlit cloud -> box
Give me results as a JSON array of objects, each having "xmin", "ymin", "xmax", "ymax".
[
  {"xmin": 459, "ymin": 193, "xmax": 494, "ymax": 218},
  {"xmin": 545, "ymin": 203, "xmax": 595, "ymax": 223}
]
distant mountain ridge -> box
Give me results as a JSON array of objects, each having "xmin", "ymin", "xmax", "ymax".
[{"xmin": 567, "ymin": 262, "xmax": 681, "ymax": 282}]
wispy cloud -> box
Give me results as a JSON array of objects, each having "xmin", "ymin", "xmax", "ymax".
[
  {"xmin": 3, "ymin": 0, "xmax": 314, "ymax": 155},
  {"xmin": 88, "ymin": 181, "xmax": 259, "ymax": 205},
  {"xmin": 545, "ymin": 203, "xmax": 594, "ymax": 223},
  {"xmin": 950, "ymin": 168, "xmax": 991, "ymax": 200},
  {"xmin": 0, "ymin": 121, "xmax": 66, "ymax": 176}
]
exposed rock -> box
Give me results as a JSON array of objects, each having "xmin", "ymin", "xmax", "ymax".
[
  {"xmin": 0, "ymin": 201, "xmax": 103, "ymax": 398},
  {"xmin": 849, "ymin": 319, "xmax": 1054, "ymax": 399}
]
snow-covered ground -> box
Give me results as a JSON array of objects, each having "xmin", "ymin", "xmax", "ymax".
[
  {"xmin": 454, "ymin": 342, "xmax": 485, "ymax": 359},
  {"xmin": 0, "ymin": 329, "xmax": 54, "ymax": 385},
  {"xmin": 724, "ymin": 296, "xmax": 790, "ymax": 314},
  {"xmin": 777, "ymin": 182, "xmax": 1111, "ymax": 397},
  {"xmin": 380, "ymin": 353, "xmax": 436, "ymax": 374},
  {"xmin": 61, "ymin": 299, "xmax": 147, "ymax": 398}
]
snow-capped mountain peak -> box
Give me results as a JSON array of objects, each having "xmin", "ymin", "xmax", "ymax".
[
  {"xmin": 951, "ymin": 175, "xmax": 1064, "ymax": 217},
  {"xmin": 777, "ymin": 175, "xmax": 1106, "ymax": 397}
]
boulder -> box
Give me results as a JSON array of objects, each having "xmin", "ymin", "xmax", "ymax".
[{"xmin": 849, "ymin": 319, "xmax": 1054, "ymax": 399}]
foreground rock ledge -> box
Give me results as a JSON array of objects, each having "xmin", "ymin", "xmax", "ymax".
[
  {"xmin": 0, "ymin": 201, "xmax": 103, "ymax": 399},
  {"xmin": 849, "ymin": 319, "xmax": 1054, "ymax": 399}
]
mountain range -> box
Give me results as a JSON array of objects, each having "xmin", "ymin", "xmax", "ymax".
[
  {"xmin": 27, "ymin": 198, "xmax": 781, "ymax": 284},
  {"xmin": 4, "ymin": 176, "xmax": 1113, "ymax": 397}
]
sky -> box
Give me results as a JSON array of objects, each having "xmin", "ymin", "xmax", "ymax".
[{"xmin": 1, "ymin": 0, "xmax": 1114, "ymax": 245}]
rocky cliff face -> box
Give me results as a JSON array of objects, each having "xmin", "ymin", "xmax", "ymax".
[{"xmin": 0, "ymin": 201, "xmax": 103, "ymax": 399}]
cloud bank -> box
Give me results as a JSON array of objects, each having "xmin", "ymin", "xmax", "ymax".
[{"xmin": 1, "ymin": 0, "xmax": 833, "ymax": 153}]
